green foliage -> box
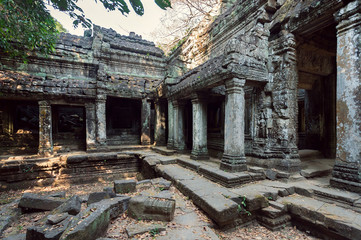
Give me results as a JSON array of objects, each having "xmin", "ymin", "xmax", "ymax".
[
  {"xmin": 0, "ymin": 0, "xmax": 59, "ymax": 59},
  {"xmin": 149, "ymin": 227, "xmax": 159, "ymax": 237},
  {"xmin": 0, "ymin": 0, "xmax": 171, "ymax": 60},
  {"xmin": 237, "ymin": 196, "xmax": 251, "ymax": 216}
]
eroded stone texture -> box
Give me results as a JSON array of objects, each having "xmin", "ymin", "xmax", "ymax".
[{"xmin": 330, "ymin": 1, "xmax": 361, "ymax": 193}]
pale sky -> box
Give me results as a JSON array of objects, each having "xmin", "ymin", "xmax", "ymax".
[{"xmin": 47, "ymin": 0, "xmax": 167, "ymax": 41}]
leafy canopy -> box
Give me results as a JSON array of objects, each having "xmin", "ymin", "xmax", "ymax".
[{"xmin": 0, "ymin": 0, "xmax": 171, "ymax": 59}]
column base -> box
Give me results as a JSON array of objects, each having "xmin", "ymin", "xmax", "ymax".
[
  {"xmin": 175, "ymin": 144, "xmax": 186, "ymax": 153},
  {"xmin": 190, "ymin": 150, "xmax": 209, "ymax": 160},
  {"xmin": 330, "ymin": 160, "xmax": 361, "ymax": 193},
  {"xmin": 167, "ymin": 139, "xmax": 174, "ymax": 149},
  {"xmin": 220, "ymin": 154, "xmax": 247, "ymax": 172}
]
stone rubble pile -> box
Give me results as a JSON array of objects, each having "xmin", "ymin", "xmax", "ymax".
[{"xmin": 0, "ymin": 177, "xmax": 175, "ymax": 240}]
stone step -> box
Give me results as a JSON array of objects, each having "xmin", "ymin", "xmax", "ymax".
[
  {"xmin": 176, "ymin": 157, "xmax": 265, "ymax": 187},
  {"xmin": 278, "ymin": 194, "xmax": 361, "ymax": 240},
  {"xmin": 155, "ymin": 164, "xmax": 244, "ymax": 227},
  {"xmin": 151, "ymin": 146, "xmax": 176, "ymax": 156}
]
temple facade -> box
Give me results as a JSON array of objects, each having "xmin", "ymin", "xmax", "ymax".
[{"xmin": 0, "ymin": 0, "xmax": 360, "ymax": 193}]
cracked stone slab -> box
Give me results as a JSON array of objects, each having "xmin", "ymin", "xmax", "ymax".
[
  {"xmin": 156, "ymin": 226, "xmax": 220, "ymax": 240},
  {"xmin": 126, "ymin": 223, "xmax": 166, "ymax": 237},
  {"xmin": 156, "ymin": 165, "xmax": 197, "ymax": 181}
]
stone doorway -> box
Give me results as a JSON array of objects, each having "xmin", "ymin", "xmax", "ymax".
[
  {"xmin": 52, "ymin": 105, "xmax": 86, "ymax": 152},
  {"xmin": 296, "ymin": 24, "xmax": 337, "ymax": 170},
  {"xmin": 0, "ymin": 100, "xmax": 39, "ymax": 156},
  {"xmin": 106, "ymin": 97, "xmax": 141, "ymax": 145}
]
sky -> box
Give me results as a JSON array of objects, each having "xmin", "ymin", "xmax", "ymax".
[{"xmin": 47, "ymin": 0, "xmax": 167, "ymax": 41}]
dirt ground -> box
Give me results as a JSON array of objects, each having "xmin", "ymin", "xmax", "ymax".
[{"xmin": 0, "ymin": 180, "xmax": 319, "ymax": 240}]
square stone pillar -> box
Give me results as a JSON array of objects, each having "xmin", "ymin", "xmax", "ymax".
[
  {"xmin": 85, "ymin": 102, "xmax": 96, "ymax": 151},
  {"xmin": 154, "ymin": 99, "xmax": 166, "ymax": 146},
  {"xmin": 220, "ymin": 78, "xmax": 247, "ymax": 172},
  {"xmin": 268, "ymin": 32, "xmax": 300, "ymax": 172},
  {"xmin": 95, "ymin": 95, "xmax": 107, "ymax": 147},
  {"xmin": 331, "ymin": 1, "xmax": 361, "ymax": 193},
  {"xmin": 173, "ymin": 100, "xmax": 186, "ymax": 152},
  {"xmin": 38, "ymin": 100, "xmax": 53, "ymax": 156},
  {"xmin": 167, "ymin": 100, "xmax": 174, "ymax": 149},
  {"xmin": 191, "ymin": 94, "xmax": 209, "ymax": 160},
  {"xmin": 141, "ymin": 98, "xmax": 151, "ymax": 145}
]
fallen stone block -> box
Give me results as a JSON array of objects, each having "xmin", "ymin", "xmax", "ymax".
[
  {"xmin": 59, "ymin": 196, "xmax": 130, "ymax": 240},
  {"xmin": 87, "ymin": 191, "xmax": 116, "ymax": 205},
  {"xmin": 25, "ymin": 196, "xmax": 82, "ymax": 240},
  {"xmin": 56, "ymin": 196, "xmax": 82, "ymax": 215},
  {"xmin": 265, "ymin": 169, "xmax": 277, "ymax": 180},
  {"xmin": 0, "ymin": 201, "xmax": 21, "ymax": 236},
  {"xmin": 47, "ymin": 213, "xmax": 69, "ymax": 225},
  {"xmin": 151, "ymin": 178, "xmax": 172, "ymax": 190},
  {"xmin": 27, "ymin": 216, "xmax": 73, "ymax": 240},
  {"xmin": 2, "ymin": 233, "xmax": 26, "ymax": 240},
  {"xmin": 19, "ymin": 193, "xmax": 65, "ymax": 212},
  {"xmin": 128, "ymin": 196, "xmax": 175, "ymax": 221},
  {"xmin": 126, "ymin": 223, "xmax": 166, "ymax": 237},
  {"xmin": 48, "ymin": 192, "xmax": 66, "ymax": 198},
  {"xmin": 114, "ymin": 179, "xmax": 137, "ymax": 194}
]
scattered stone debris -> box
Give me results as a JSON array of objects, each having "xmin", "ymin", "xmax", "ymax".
[
  {"xmin": 114, "ymin": 179, "xmax": 137, "ymax": 194},
  {"xmin": 18, "ymin": 193, "xmax": 65, "ymax": 212}
]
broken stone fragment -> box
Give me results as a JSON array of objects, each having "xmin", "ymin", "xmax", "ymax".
[
  {"xmin": 47, "ymin": 213, "xmax": 69, "ymax": 225},
  {"xmin": 128, "ymin": 196, "xmax": 176, "ymax": 221},
  {"xmin": 26, "ymin": 215, "xmax": 73, "ymax": 240},
  {"xmin": 114, "ymin": 179, "xmax": 137, "ymax": 194},
  {"xmin": 126, "ymin": 223, "xmax": 166, "ymax": 237},
  {"xmin": 59, "ymin": 196, "xmax": 130, "ymax": 240},
  {"xmin": 151, "ymin": 178, "xmax": 172, "ymax": 190},
  {"xmin": 18, "ymin": 193, "xmax": 65, "ymax": 212},
  {"xmin": 56, "ymin": 196, "xmax": 82, "ymax": 215},
  {"xmin": 87, "ymin": 191, "xmax": 116, "ymax": 205}
]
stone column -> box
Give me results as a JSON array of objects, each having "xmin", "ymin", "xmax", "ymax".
[
  {"xmin": 95, "ymin": 95, "xmax": 107, "ymax": 147},
  {"xmin": 331, "ymin": 1, "xmax": 361, "ymax": 193},
  {"xmin": 167, "ymin": 100, "xmax": 174, "ymax": 149},
  {"xmin": 154, "ymin": 99, "xmax": 166, "ymax": 146},
  {"xmin": 38, "ymin": 100, "xmax": 53, "ymax": 156},
  {"xmin": 141, "ymin": 98, "xmax": 151, "ymax": 145},
  {"xmin": 191, "ymin": 94, "xmax": 209, "ymax": 160},
  {"xmin": 268, "ymin": 32, "xmax": 300, "ymax": 172},
  {"xmin": 85, "ymin": 102, "xmax": 96, "ymax": 151},
  {"xmin": 173, "ymin": 100, "xmax": 186, "ymax": 152},
  {"xmin": 220, "ymin": 78, "xmax": 247, "ymax": 172}
]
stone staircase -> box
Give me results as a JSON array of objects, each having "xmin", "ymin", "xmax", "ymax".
[{"xmin": 136, "ymin": 148, "xmax": 361, "ymax": 239}]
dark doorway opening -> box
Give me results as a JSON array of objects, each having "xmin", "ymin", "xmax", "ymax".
[
  {"xmin": 52, "ymin": 105, "xmax": 86, "ymax": 152},
  {"xmin": 0, "ymin": 100, "xmax": 39, "ymax": 156},
  {"xmin": 106, "ymin": 97, "xmax": 141, "ymax": 145}
]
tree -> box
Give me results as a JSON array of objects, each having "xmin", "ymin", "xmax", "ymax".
[
  {"xmin": 152, "ymin": 0, "xmax": 221, "ymax": 54},
  {"xmin": 0, "ymin": 0, "xmax": 171, "ymax": 59}
]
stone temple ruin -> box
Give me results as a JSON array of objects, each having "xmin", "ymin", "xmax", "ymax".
[{"xmin": 0, "ymin": 0, "xmax": 361, "ymax": 239}]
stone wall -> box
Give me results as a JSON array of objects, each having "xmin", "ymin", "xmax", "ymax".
[{"xmin": 0, "ymin": 25, "xmax": 166, "ymax": 154}]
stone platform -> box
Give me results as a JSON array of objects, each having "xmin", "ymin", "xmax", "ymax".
[{"xmin": 138, "ymin": 149, "xmax": 361, "ymax": 239}]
